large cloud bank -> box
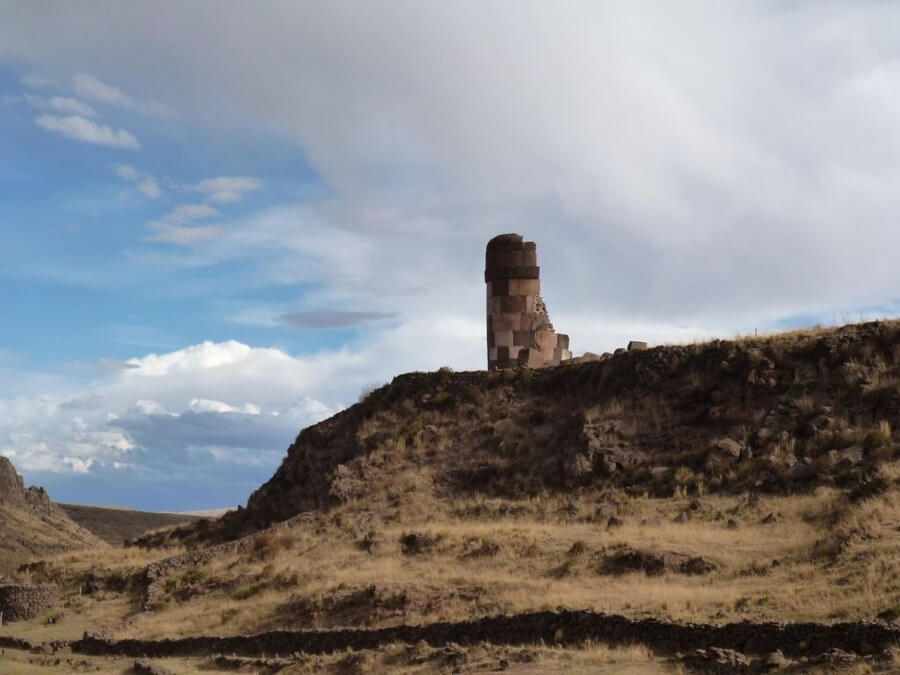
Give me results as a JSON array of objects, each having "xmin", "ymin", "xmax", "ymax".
[{"xmin": 3, "ymin": 2, "xmax": 900, "ymax": 506}]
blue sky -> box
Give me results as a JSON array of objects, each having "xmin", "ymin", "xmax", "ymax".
[{"xmin": 2, "ymin": 2, "xmax": 900, "ymax": 510}]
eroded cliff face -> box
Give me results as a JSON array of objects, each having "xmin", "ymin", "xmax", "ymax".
[
  {"xmin": 0, "ymin": 456, "xmax": 102, "ymax": 556},
  {"xmin": 0, "ymin": 456, "xmax": 52, "ymax": 512}
]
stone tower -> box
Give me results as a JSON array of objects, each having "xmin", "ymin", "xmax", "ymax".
[{"xmin": 485, "ymin": 233, "xmax": 571, "ymax": 370}]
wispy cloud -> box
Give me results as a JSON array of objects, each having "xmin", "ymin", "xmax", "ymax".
[
  {"xmin": 111, "ymin": 164, "xmax": 162, "ymax": 198},
  {"xmin": 146, "ymin": 204, "xmax": 221, "ymax": 244},
  {"xmin": 48, "ymin": 96, "xmax": 96, "ymax": 117},
  {"xmin": 73, "ymin": 72, "xmax": 171, "ymax": 118},
  {"xmin": 20, "ymin": 73, "xmax": 58, "ymax": 90},
  {"xmin": 35, "ymin": 114, "xmax": 140, "ymax": 149},
  {"xmin": 191, "ymin": 176, "xmax": 264, "ymax": 204},
  {"xmin": 112, "ymin": 163, "xmax": 139, "ymax": 180},
  {"xmin": 7, "ymin": 93, "xmax": 97, "ymax": 117},
  {"xmin": 279, "ymin": 309, "xmax": 396, "ymax": 330},
  {"xmin": 73, "ymin": 72, "xmax": 134, "ymax": 107},
  {"xmin": 137, "ymin": 176, "xmax": 161, "ymax": 198}
]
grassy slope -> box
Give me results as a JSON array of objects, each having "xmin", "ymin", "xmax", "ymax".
[{"xmin": 0, "ymin": 501, "xmax": 103, "ymax": 575}]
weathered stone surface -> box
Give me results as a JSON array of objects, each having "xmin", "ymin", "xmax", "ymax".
[
  {"xmin": 0, "ymin": 584, "xmax": 57, "ymax": 621},
  {"xmin": 485, "ymin": 234, "xmax": 571, "ymax": 370},
  {"xmin": 627, "ymin": 340, "xmax": 648, "ymax": 351}
]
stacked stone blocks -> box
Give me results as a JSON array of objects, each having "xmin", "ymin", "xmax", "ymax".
[
  {"xmin": 485, "ymin": 234, "xmax": 571, "ymax": 370},
  {"xmin": 0, "ymin": 584, "xmax": 57, "ymax": 621}
]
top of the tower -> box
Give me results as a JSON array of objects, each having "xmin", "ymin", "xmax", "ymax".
[{"xmin": 484, "ymin": 233, "xmax": 539, "ymax": 283}]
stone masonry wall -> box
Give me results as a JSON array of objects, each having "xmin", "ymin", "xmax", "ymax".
[
  {"xmin": 0, "ymin": 584, "xmax": 57, "ymax": 621},
  {"xmin": 70, "ymin": 610, "xmax": 900, "ymax": 659},
  {"xmin": 485, "ymin": 234, "xmax": 571, "ymax": 370}
]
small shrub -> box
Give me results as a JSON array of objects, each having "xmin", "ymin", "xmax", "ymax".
[
  {"xmin": 864, "ymin": 421, "xmax": 892, "ymax": 451},
  {"xmin": 233, "ymin": 581, "xmax": 268, "ymax": 600},
  {"xmin": 400, "ymin": 532, "xmax": 441, "ymax": 555},
  {"xmin": 220, "ymin": 608, "xmax": 240, "ymax": 624},
  {"xmin": 674, "ymin": 466, "xmax": 695, "ymax": 485}
]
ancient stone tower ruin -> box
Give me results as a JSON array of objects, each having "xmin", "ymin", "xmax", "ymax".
[{"xmin": 485, "ymin": 234, "xmax": 571, "ymax": 370}]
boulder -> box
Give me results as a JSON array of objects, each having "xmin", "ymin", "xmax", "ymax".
[
  {"xmin": 712, "ymin": 438, "xmax": 742, "ymax": 458},
  {"xmin": 837, "ymin": 445, "xmax": 864, "ymax": 467},
  {"xmin": 594, "ymin": 503, "xmax": 619, "ymax": 520}
]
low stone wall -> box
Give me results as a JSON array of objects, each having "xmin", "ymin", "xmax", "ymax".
[
  {"xmin": 142, "ymin": 511, "xmax": 315, "ymax": 610},
  {"xmin": 0, "ymin": 584, "xmax": 57, "ymax": 622},
  {"xmin": 71, "ymin": 610, "xmax": 900, "ymax": 659}
]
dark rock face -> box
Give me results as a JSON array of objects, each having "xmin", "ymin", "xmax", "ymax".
[{"xmin": 0, "ymin": 457, "xmax": 25, "ymax": 504}]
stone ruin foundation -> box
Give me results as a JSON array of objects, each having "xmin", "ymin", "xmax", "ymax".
[
  {"xmin": 485, "ymin": 233, "xmax": 572, "ymax": 370},
  {"xmin": 0, "ymin": 584, "xmax": 57, "ymax": 622}
]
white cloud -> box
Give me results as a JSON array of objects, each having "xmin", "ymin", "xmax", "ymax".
[
  {"xmin": 111, "ymin": 164, "xmax": 163, "ymax": 198},
  {"xmin": 190, "ymin": 176, "xmax": 264, "ymax": 203},
  {"xmin": 72, "ymin": 72, "xmax": 170, "ymax": 117},
  {"xmin": 48, "ymin": 96, "xmax": 96, "ymax": 117},
  {"xmin": 20, "ymin": 73, "xmax": 58, "ymax": 89},
  {"xmin": 137, "ymin": 176, "xmax": 162, "ymax": 198},
  {"xmin": 73, "ymin": 72, "xmax": 134, "ymax": 108},
  {"xmin": 112, "ymin": 163, "xmax": 139, "ymax": 180},
  {"xmin": 35, "ymin": 114, "xmax": 140, "ymax": 149},
  {"xmin": 145, "ymin": 203, "xmax": 221, "ymax": 244},
  {"xmin": 189, "ymin": 398, "xmax": 261, "ymax": 415}
]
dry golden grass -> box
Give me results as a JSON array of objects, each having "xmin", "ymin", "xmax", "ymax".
[{"xmin": 9, "ymin": 467, "xmax": 891, "ymax": 643}]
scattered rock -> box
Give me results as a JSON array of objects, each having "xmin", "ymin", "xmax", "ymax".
[
  {"xmin": 791, "ymin": 463, "xmax": 817, "ymax": 481},
  {"xmin": 594, "ymin": 503, "xmax": 619, "ymax": 520},
  {"xmin": 837, "ymin": 445, "xmax": 864, "ymax": 468},
  {"xmin": 649, "ymin": 466, "xmax": 670, "ymax": 481},
  {"xmin": 764, "ymin": 649, "xmax": 790, "ymax": 669},
  {"xmin": 134, "ymin": 661, "xmax": 176, "ymax": 675},
  {"xmin": 712, "ymin": 438, "xmax": 742, "ymax": 458}
]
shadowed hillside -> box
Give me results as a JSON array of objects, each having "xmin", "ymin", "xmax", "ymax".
[{"xmin": 59, "ymin": 504, "xmax": 204, "ymax": 547}]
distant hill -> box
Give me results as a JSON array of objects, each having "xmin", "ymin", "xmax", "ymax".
[
  {"xmin": 0, "ymin": 457, "xmax": 102, "ymax": 566},
  {"xmin": 59, "ymin": 504, "xmax": 205, "ymax": 546}
]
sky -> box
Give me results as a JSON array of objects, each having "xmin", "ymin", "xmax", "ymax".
[{"xmin": 2, "ymin": 1, "xmax": 900, "ymax": 510}]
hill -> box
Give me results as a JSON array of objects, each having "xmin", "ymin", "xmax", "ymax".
[
  {"xmin": 7, "ymin": 321, "xmax": 900, "ymax": 672},
  {"xmin": 58, "ymin": 504, "xmax": 205, "ymax": 546},
  {"xmin": 0, "ymin": 457, "xmax": 103, "ymax": 571},
  {"xmin": 150, "ymin": 319, "xmax": 900, "ymax": 546}
]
